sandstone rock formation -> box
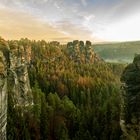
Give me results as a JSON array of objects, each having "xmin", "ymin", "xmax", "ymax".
[
  {"xmin": 67, "ymin": 40, "xmax": 102, "ymax": 64},
  {"xmin": 8, "ymin": 41, "xmax": 32, "ymax": 106},
  {"xmin": 0, "ymin": 38, "xmax": 8, "ymax": 140},
  {"xmin": 0, "ymin": 37, "xmax": 33, "ymax": 139}
]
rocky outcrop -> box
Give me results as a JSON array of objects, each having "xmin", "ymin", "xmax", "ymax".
[
  {"xmin": 67, "ymin": 40, "xmax": 102, "ymax": 64},
  {"xmin": 0, "ymin": 37, "xmax": 33, "ymax": 139},
  {"xmin": 121, "ymin": 54, "xmax": 140, "ymax": 140},
  {"xmin": 8, "ymin": 41, "xmax": 32, "ymax": 106},
  {"xmin": 0, "ymin": 51, "xmax": 7, "ymax": 139},
  {"xmin": 0, "ymin": 38, "xmax": 8, "ymax": 140}
]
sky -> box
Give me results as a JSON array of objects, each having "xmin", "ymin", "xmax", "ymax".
[{"xmin": 0, "ymin": 0, "xmax": 140, "ymax": 43}]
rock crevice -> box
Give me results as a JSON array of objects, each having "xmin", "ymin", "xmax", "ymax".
[{"xmin": 0, "ymin": 38, "xmax": 32, "ymax": 139}]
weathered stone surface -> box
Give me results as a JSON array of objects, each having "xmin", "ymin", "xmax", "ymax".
[
  {"xmin": 0, "ymin": 37, "xmax": 9, "ymax": 140},
  {"xmin": 0, "ymin": 50, "xmax": 7, "ymax": 140},
  {"xmin": 67, "ymin": 40, "xmax": 103, "ymax": 64},
  {"xmin": 0, "ymin": 37, "xmax": 33, "ymax": 139},
  {"xmin": 8, "ymin": 41, "xmax": 32, "ymax": 106}
]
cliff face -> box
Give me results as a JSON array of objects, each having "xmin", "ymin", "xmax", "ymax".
[
  {"xmin": 0, "ymin": 49, "xmax": 7, "ymax": 140},
  {"xmin": 67, "ymin": 40, "xmax": 103, "ymax": 64},
  {"xmin": 8, "ymin": 41, "xmax": 32, "ymax": 106},
  {"xmin": 121, "ymin": 54, "xmax": 140, "ymax": 140},
  {"xmin": 0, "ymin": 38, "xmax": 32, "ymax": 139}
]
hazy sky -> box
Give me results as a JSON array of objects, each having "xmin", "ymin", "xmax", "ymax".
[{"xmin": 0, "ymin": 0, "xmax": 140, "ymax": 43}]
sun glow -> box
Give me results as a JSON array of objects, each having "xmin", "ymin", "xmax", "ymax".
[{"xmin": 95, "ymin": 13, "xmax": 140, "ymax": 41}]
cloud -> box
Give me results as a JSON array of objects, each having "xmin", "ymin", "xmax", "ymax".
[
  {"xmin": 0, "ymin": 6, "xmax": 100, "ymax": 42},
  {"xmin": 49, "ymin": 37, "xmax": 72, "ymax": 44},
  {"xmin": 54, "ymin": 20, "xmax": 95, "ymax": 40},
  {"xmin": 84, "ymin": 15, "xmax": 95, "ymax": 22},
  {"xmin": 95, "ymin": 12, "xmax": 140, "ymax": 41},
  {"xmin": 81, "ymin": 0, "xmax": 87, "ymax": 6},
  {"xmin": 0, "ymin": 0, "xmax": 140, "ymax": 42},
  {"xmin": 0, "ymin": 8, "xmax": 67, "ymax": 41},
  {"xmin": 54, "ymin": 2, "xmax": 60, "ymax": 9},
  {"xmin": 105, "ymin": 0, "xmax": 140, "ymax": 21}
]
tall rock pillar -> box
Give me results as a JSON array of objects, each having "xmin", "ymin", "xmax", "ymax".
[{"xmin": 0, "ymin": 50, "xmax": 7, "ymax": 140}]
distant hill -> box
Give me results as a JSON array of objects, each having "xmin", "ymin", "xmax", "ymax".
[{"xmin": 93, "ymin": 41, "xmax": 140, "ymax": 63}]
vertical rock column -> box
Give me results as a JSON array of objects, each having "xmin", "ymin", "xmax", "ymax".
[
  {"xmin": 8, "ymin": 42, "xmax": 32, "ymax": 106},
  {"xmin": 0, "ymin": 50, "xmax": 7, "ymax": 140}
]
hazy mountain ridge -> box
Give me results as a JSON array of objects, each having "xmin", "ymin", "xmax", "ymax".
[{"xmin": 93, "ymin": 41, "xmax": 140, "ymax": 63}]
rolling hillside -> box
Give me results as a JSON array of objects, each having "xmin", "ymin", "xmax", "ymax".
[{"xmin": 93, "ymin": 41, "xmax": 140, "ymax": 63}]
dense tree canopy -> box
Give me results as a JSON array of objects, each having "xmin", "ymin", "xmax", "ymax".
[{"xmin": 6, "ymin": 39, "xmax": 125, "ymax": 140}]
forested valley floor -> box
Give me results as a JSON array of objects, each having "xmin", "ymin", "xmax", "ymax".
[{"xmin": 0, "ymin": 38, "xmax": 128, "ymax": 140}]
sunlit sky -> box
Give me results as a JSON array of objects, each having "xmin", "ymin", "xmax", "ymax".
[{"xmin": 0, "ymin": 0, "xmax": 140, "ymax": 43}]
